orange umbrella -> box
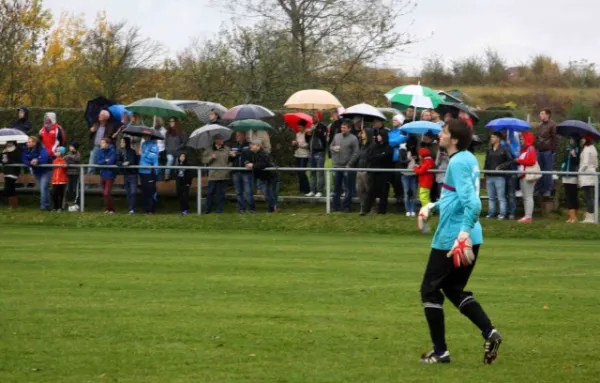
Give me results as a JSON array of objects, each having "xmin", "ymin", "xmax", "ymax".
[{"xmin": 284, "ymin": 112, "xmax": 313, "ymax": 132}]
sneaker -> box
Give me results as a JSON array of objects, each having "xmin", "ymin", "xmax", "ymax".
[
  {"xmin": 497, "ymin": 215, "xmax": 505, "ymax": 221},
  {"xmin": 518, "ymin": 217, "xmax": 532, "ymax": 223},
  {"xmin": 406, "ymin": 212, "xmax": 411, "ymax": 217},
  {"xmin": 315, "ymin": 192, "xmax": 322, "ymax": 198},
  {"xmin": 181, "ymin": 210, "xmax": 188, "ymax": 216},
  {"xmin": 104, "ymin": 210, "xmax": 110, "ymax": 214},
  {"xmin": 483, "ymin": 329, "xmax": 503, "ymax": 364},
  {"xmin": 305, "ymin": 192, "xmax": 315, "ymax": 197},
  {"xmin": 485, "ymin": 214, "xmax": 495, "ymax": 219},
  {"xmin": 410, "ymin": 212, "xmax": 416, "ymax": 217},
  {"xmin": 515, "ymin": 190, "xmax": 523, "ymax": 198},
  {"xmin": 508, "ymin": 214, "xmax": 516, "ymax": 220},
  {"xmin": 128, "ymin": 210, "xmax": 135, "ymax": 215},
  {"xmin": 420, "ymin": 350, "xmax": 451, "ymax": 364}
]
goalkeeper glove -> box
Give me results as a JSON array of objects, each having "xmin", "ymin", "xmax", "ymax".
[{"xmin": 447, "ymin": 231, "xmax": 475, "ymax": 268}]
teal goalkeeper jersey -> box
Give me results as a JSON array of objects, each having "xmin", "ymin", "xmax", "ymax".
[{"xmin": 431, "ymin": 150, "xmax": 483, "ymax": 250}]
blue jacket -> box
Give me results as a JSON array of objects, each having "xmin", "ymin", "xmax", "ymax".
[
  {"xmin": 95, "ymin": 145, "xmax": 117, "ymax": 180},
  {"xmin": 22, "ymin": 145, "xmax": 51, "ymax": 176},
  {"xmin": 388, "ymin": 128, "xmax": 408, "ymax": 162},
  {"xmin": 139, "ymin": 140, "xmax": 159, "ymax": 175},
  {"xmin": 431, "ymin": 150, "xmax": 483, "ymax": 250}
]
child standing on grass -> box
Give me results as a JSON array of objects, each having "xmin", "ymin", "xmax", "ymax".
[
  {"xmin": 413, "ymin": 147, "xmax": 435, "ymax": 209},
  {"xmin": 51, "ymin": 146, "xmax": 68, "ymax": 211},
  {"xmin": 64, "ymin": 142, "xmax": 81, "ymax": 208}
]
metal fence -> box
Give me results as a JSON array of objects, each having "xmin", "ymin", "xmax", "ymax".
[{"xmin": 5, "ymin": 164, "xmax": 600, "ymax": 223}]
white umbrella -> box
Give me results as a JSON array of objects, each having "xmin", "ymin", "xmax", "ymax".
[
  {"xmin": 284, "ymin": 89, "xmax": 343, "ymax": 110},
  {"xmin": 0, "ymin": 128, "xmax": 28, "ymax": 144},
  {"xmin": 340, "ymin": 103, "xmax": 386, "ymax": 121},
  {"xmin": 186, "ymin": 124, "xmax": 232, "ymax": 149}
]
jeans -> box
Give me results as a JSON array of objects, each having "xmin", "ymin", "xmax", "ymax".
[
  {"xmin": 124, "ymin": 175, "xmax": 138, "ymax": 212},
  {"xmin": 486, "ymin": 176, "xmax": 507, "ymax": 217},
  {"xmin": 295, "ymin": 157, "xmax": 310, "ymax": 194},
  {"xmin": 333, "ymin": 171, "xmax": 353, "ymax": 211},
  {"xmin": 520, "ymin": 179, "xmax": 535, "ymax": 218},
  {"xmin": 206, "ymin": 180, "xmax": 227, "ymax": 214},
  {"xmin": 101, "ymin": 179, "xmax": 115, "ymax": 212},
  {"xmin": 232, "ymin": 172, "xmax": 256, "ymax": 212},
  {"xmin": 35, "ymin": 171, "xmax": 52, "ymax": 210},
  {"xmin": 140, "ymin": 173, "xmax": 156, "ymax": 213},
  {"xmin": 309, "ymin": 152, "xmax": 325, "ymax": 194},
  {"xmin": 505, "ymin": 176, "xmax": 517, "ymax": 216},
  {"xmin": 536, "ymin": 151, "xmax": 555, "ymax": 195},
  {"xmin": 165, "ymin": 154, "xmax": 175, "ymax": 179},
  {"xmin": 87, "ymin": 146, "xmax": 100, "ymax": 175},
  {"xmin": 401, "ymin": 175, "xmax": 417, "ymax": 213},
  {"xmin": 262, "ymin": 176, "xmax": 279, "ymax": 212},
  {"xmin": 66, "ymin": 175, "xmax": 79, "ymax": 205}
]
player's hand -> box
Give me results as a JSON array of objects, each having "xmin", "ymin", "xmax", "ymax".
[
  {"xmin": 418, "ymin": 203, "xmax": 436, "ymax": 220},
  {"xmin": 447, "ymin": 231, "xmax": 475, "ymax": 268}
]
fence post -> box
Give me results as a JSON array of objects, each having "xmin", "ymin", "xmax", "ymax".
[
  {"xmin": 197, "ymin": 168, "xmax": 202, "ymax": 215},
  {"xmin": 594, "ymin": 174, "xmax": 599, "ymax": 224},
  {"xmin": 325, "ymin": 168, "xmax": 331, "ymax": 215},
  {"xmin": 79, "ymin": 166, "xmax": 85, "ymax": 213}
]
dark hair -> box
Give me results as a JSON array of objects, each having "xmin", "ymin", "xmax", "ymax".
[
  {"xmin": 446, "ymin": 118, "xmax": 472, "ymax": 151},
  {"xmin": 100, "ymin": 137, "xmax": 112, "ymax": 145},
  {"xmin": 341, "ymin": 119, "xmax": 353, "ymax": 128},
  {"xmin": 542, "ymin": 107, "xmax": 552, "ymax": 117},
  {"xmin": 491, "ymin": 131, "xmax": 502, "ymax": 139},
  {"xmin": 298, "ymin": 119, "xmax": 307, "ymax": 127},
  {"xmin": 167, "ymin": 118, "xmax": 182, "ymax": 136}
]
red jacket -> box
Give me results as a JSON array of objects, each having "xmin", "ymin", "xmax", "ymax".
[
  {"xmin": 40, "ymin": 123, "xmax": 66, "ymax": 158},
  {"xmin": 52, "ymin": 157, "xmax": 68, "ymax": 185},
  {"xmin": 413, "ymin": 148, "xmax": 435, "ymax": 188},
  {"xmin": 516, "ymin": 132, "xmax": 537, "ymax": 179}
]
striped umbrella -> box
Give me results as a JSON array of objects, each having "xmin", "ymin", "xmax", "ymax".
[
  {"xmin": 0, "ymin": 128, "xmax": 29, "ymax": 144},
  {"xmin": 385, "ymin": 85, "xmax": 444, "ymax": 109}
]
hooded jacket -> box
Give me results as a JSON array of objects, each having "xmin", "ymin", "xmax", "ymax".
[
  {"xmin": 52, "ymin": 157, "xmax": 68, "ymax": 185},
  {"xmin": 39, "ymin": 113, "xmax": 66, "ymax": 157},
  {"xmin": 413, "ymin": 147, "xmax": 435, "ymax": 189},
  {"xmin": 516, "ymin": 132, "xmax": 537, "ymax": 179},
  {"xmin": 357, "ymin": 128, "xmax": 375, "ymax": 169},
  {"xmin": 251, "ymin": 148, "xmax": 276, "ymax": 180},
  {"xmin": 230, "ymin": 139, "xmax": 253, "ymax": 171},
  {"xmin": 11, "ymin": 107, "xmax": 32, "ymax": 134},
  {"xmin": 371, "ymin": 130, "xmax": 394, "ymax": 170},
  {"xmin": 22, "ymin": 142, "xmax": 51, "ymax": 176},
  {"xmin": 388, "ymin": 127, "xmax": 408, "ymax": 162},
  {"xmin": 96, "ymin": 144, "xmax": 117, "ymax": 180},
  {"xmin": 64, "ymin": 147, "xmax": 81, "ymax": 176},
  {"xmin": 139, "ymin": 140, "xmax": 160, "ymax": 176},
  {"xmin": 116, "ymin": 137, "xmax": 139, "ymax": 176}
]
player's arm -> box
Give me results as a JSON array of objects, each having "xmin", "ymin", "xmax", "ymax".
[{"xmin": 454, "ymin": 161, "xmax": 482, "ymax": 234}]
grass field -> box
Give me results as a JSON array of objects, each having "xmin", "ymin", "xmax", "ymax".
[{"xmin": 1, "ymin": 223, "xmax": 599, "ymax": 382}]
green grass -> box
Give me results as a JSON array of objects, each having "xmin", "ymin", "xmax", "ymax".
[{"xmin": 1, "ymin": 224, "xmax": 599, "ymax": 382}]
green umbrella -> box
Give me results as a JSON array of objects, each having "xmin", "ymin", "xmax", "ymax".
[
  {"xmin": 126, "ymin": 97, "xmax": 186, "ymax": 119},
  {"xmin": 229, "ymin": 119, "xmax": 273, "ymax": 132},
  {"xmin": 385, "ymin": 85, "xmax": 444, "ymax": 109}
]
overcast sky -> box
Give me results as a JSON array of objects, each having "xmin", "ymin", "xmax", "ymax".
[{"xmin": 44, "ymin": 0, "xmax": 599, "ymax": 75}]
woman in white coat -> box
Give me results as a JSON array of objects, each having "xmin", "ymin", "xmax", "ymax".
[{"xmin": 578, "ymin": 134, "xmax": 598, "ymax": 223}]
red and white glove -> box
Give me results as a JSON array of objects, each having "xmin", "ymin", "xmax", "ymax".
[
  {"xmin": 417, "ymin": 203, "xmax": 436, "ymax": 233},
  {"xmin": 447, "ymin": 231, "xmax": 475, "ymax": 268}
]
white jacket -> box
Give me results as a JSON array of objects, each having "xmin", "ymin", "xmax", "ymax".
[{"xmin": 578, "ymin": 145, "xmax": 598, "ymax": 188}]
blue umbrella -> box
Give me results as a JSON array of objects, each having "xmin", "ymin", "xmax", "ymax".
[
  {"xmin": 486, "ymin": 118, "xmax": 530, "ymax": 132},
  {"xmin": 399, "ymin": 121, "xmax": 442, "ymax": 135},
  {"xmin": 108, "ymin": 104, "xmax": 127, "ymax": 121},
  {"xmin": 557, "ymin": 120, "xmax": 600, "ymax": 139}
]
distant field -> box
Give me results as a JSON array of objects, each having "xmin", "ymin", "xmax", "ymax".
[{"xmin": 1, "ymin": 225, "xmax": 600, "ymax": 382}]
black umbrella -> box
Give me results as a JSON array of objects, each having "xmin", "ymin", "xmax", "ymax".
[
  {"xmin": 122, "ymin": 125, "xmax": 165, "ymax": 140},
  {"xmin": 84, "ymin": 96, "xmax": 116, "ymax": 128},
  {"xmin": 436, "ymin": 102, "xmax": 479, "ymax": 123},
  {"xmin": 557, "ymin": 120, "xmax": 600, "ymax": 139},
  {"xmin": 471, "ymin": 135, "xmax": 483, "ymax": 146}
]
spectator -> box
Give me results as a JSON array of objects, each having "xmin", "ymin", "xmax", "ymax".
[
  {"xmin": 578, "ymin": 135, "xmax": 598, "ymax": 224},
  {"xmin": 151, "ymin": 118, "xmax": 168, "ymax": 180},
  {"xmin": 40, "ymin": 112, "xmax": 66, "ymax": 159},
  {"xmin": 356, "ymin": 128, "xmax": 375, "ymax": 215},
  {"xmin": 247, "ymin": 125, "xmax": 271, "ymax": 194},
  {"xmin": 405, "ymin": 106, "xmax": 415, "ymax": 123},
  {"xmin": 372, "ymin": 119, "xmax": 388, "ymax": 135},
  {"xmin": 561, "ymin": 136, "xmax": 580, "ymax": 223},
  {"xmin": 2, "ymin": 141, "xmax": 21, "ymax": 210},
  {"xmin": 229, "ymin": 131, "xmax": 256, "ymax": 213},
  {"xmin": 88, "ymin": 110, "xmax": 114, "ymax": 175},
  {"xmin": 484, "ymin": 132, "xmax": 513, "ymax": 220},
  {"xmin": 330, "ymin": 119, "xmax": 360, "ymax": 212},
  {"xmin": 370, "ymin": 129, "xmax": 394, "ymax": 214},
  {"xmin": 111, "ymin": 111, "xmax": 129, "ymax": 142},
  {"xmin": 413, "ymin": 147, "xmax": 435, "ymax": 209},
  {"xmin": 434, "ymin": 148, "xmax": 449, "ymax": 203},
  {"xmin": 421, "ymin": 131, "xmax": 439, "ymax": 200},
  {"xmin": 64, "ymin": 141, "xmax": 81, "ymax": 209},
  {"xmin": 202, "ymin": 135, "xmax": 231, "ymax": 214},
  {"xmin": 117, "ymin": 137, "xmax": 139, "ymax": 214},
  {"xmin": 431, "ymin": 110, "xmax": 444, "ymax": 126},
  {"xmin": 11, "ymin": 107, "xmax": 32, "ymax": 135},
  {"xmin": 164, "ymin": 117, "xmax": 186, "ymax": 181},
  {"xmin": 388, "ymin": 114, "xmax": 406, "ymax": 208},
  {"xmin": 209, "ymin": 109, "xmax": 223, "ymax": 126},
  {"xmin": 128, "ymin": 113, "xmax": 143, "ymax": 153},
  {"xmin": 292, "ymin": 120, "xmax": 310, "ymax": 195},
  {"xmin": 96, "ymin": 138, "xmax": 117, "ymax": 214},
  {"xmin": 176, "ymin": 152, "xmax": 194, "ymax": 215},
  {"xmin": 51, "ymin": 146, "xmax": 68, "ymax": 212},
  {"xmin": 328, "ymin": 109, "xmax": 343, "ymax": 157},
  {"xmin": 500, "ymin": 130, "xmax": 521, "ymax": 220},
  {"xmin": 399, "ymin": 137, "xmax": 418, "ymax": 216},
  {"xmin": 421, "ymin": 109, "xmax": 433, "ymax": 121},
  {"xmin": 515, "ymin": 132, "xmax": 537, "ymax": 223},
  {"xmin": 306, "ymin": 112, "xmax": 327, "ymax": 197},
  {"xmin": 247, "ymin": 139, "xmax": 278, "ymax": 213},
  {"xmin": 139, "ymin": 134, "xmax": 159, "ymax": 214},
  {"xmin": 535, "ymin": 108, "xmax": 558, "ymax": 198},
  {"xmin": 22, "ymin": 136, "xmax": 52, "ymax": 211}
]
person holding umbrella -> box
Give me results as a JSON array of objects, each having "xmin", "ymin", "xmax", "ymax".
[
  {"xmin": 561, "ymin": 136, "xmax": 581, "ymax": 223},
  {"xmin": 2, "ymin": 140, "xmax": 21, "ymax": 210},
  {"xmin": 292, "ymin": 120, "xmax": 310, "ymax": 195},
  {"xmin": 229, "ymin": 132, "xmax": 256, "ymax": 213},
  {"xmin": 306, "ymin": 112, "xmax": 328, "ymax": 198},
  {"xmin": 388, "ymin": 114, "xmax": 407, "ymax": 208},
  {"xmin": 202, "ymin": 134, "xmax": 231, "ymax": 214},
  {"xmin": 578, "ymin": 134, "xmax": 598, "ymax": 224}
]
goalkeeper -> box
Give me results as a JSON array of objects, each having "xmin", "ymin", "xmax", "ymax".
[{"xmin": 417, "ymin": 119, "xmax": 502, "ymax": 365}]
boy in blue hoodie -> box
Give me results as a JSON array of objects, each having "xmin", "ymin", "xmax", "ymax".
[{"xmin": 139, "ymin": 134, "xmax": 159, "ymax": 214}]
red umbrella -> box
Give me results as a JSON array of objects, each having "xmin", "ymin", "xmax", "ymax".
[{"xmin": 284, "ymin": 112, "xmax": 313, "ymax": 132}]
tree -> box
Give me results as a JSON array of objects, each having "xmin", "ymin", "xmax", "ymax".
[
  {"xmin": 420, "ymin": 55, "xmax": 452, "ymax": 86},
  {"xmin": 82, "ymin": 11, "xmax": 164, "ymax": 101},
  {"xmin": 451, "ymin": 56, "xmax": 486, "ymax": 85},
  {"xmin": 485, "ymin": 49, "xmax": 507, "ymax": 84}
]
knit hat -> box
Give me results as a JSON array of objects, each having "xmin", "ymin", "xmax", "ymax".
[
  {"xmin": 56, "ymin": 146, "xmax": 66, "ymax": 156},
  {"xmin": 392, "ymin": 113, "xmax": 405, "ymax": 124},
  {"xmin": 418, "ymin": 147, "xmax": 431, "ymax": 158},
  {"xmin": 44, "ymin": 112, "xmax": 57, "ymax": 125}
]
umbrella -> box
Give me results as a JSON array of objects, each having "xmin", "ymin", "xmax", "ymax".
[
  {"xmin": 436, "ymin": 102, "xmax": 479, "ymax": 123},
  {"xmin": 222, "ymin": 104, "xmax": 275, "ymax": 121},
  {"xmin": 378, "ymin": 107, "xmax": 402, "ymax": 115},
  {"xmin": 122, "ymin": 125, "xmax": 165, "ymax": 140},
  {"xmin": 284, "ymin": 113, "xmax": 313, "ymax": 132},
  {"xmin": 471, "ymin": 135, "xmax": 484, "ymax": 146},
  {"xmin": 557, "ymin": 120, "xmax": 600, "ymax": 139},
  {"xmin": 84, "ymin": 96, "xmax": 116, "ymax": 128},
  {"xmin": 187, "ymin": 124, "xmax": 232, "ymax": 150},
  {"xmin": 486, "ymin": 118, "xmax": 530, "ymax": 132},
  {"xmin": 172, "ymin": 100, "xmax": 229, "ymax": 123},
  {"xmin": 0, "ymin": 128, "xmax": 29, "ymax": 144},
  {"xmin": 341, "ymin": 103, "xmax": 386, "ymax": 121},
  {"xmin": 229, "ymin": 119, "xmax": 273, "ymax": 132},
  {"xmin": 284, "ymin": 89, "xmax": 343, "ymax": 110},
  {"xmin": 385, "ymin": 85, "xmax": 444, "ymax": 109},
  {"xmin": 399, "ymin": 121, "xmax": 442, "ymax": 135},
  {"xmin": 108, "ymin": 104, "xmax": 127, "ymax": 121},
  {"xmin": 126, "ymin": 98, "xmax": 186, "ymax": 119}
]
